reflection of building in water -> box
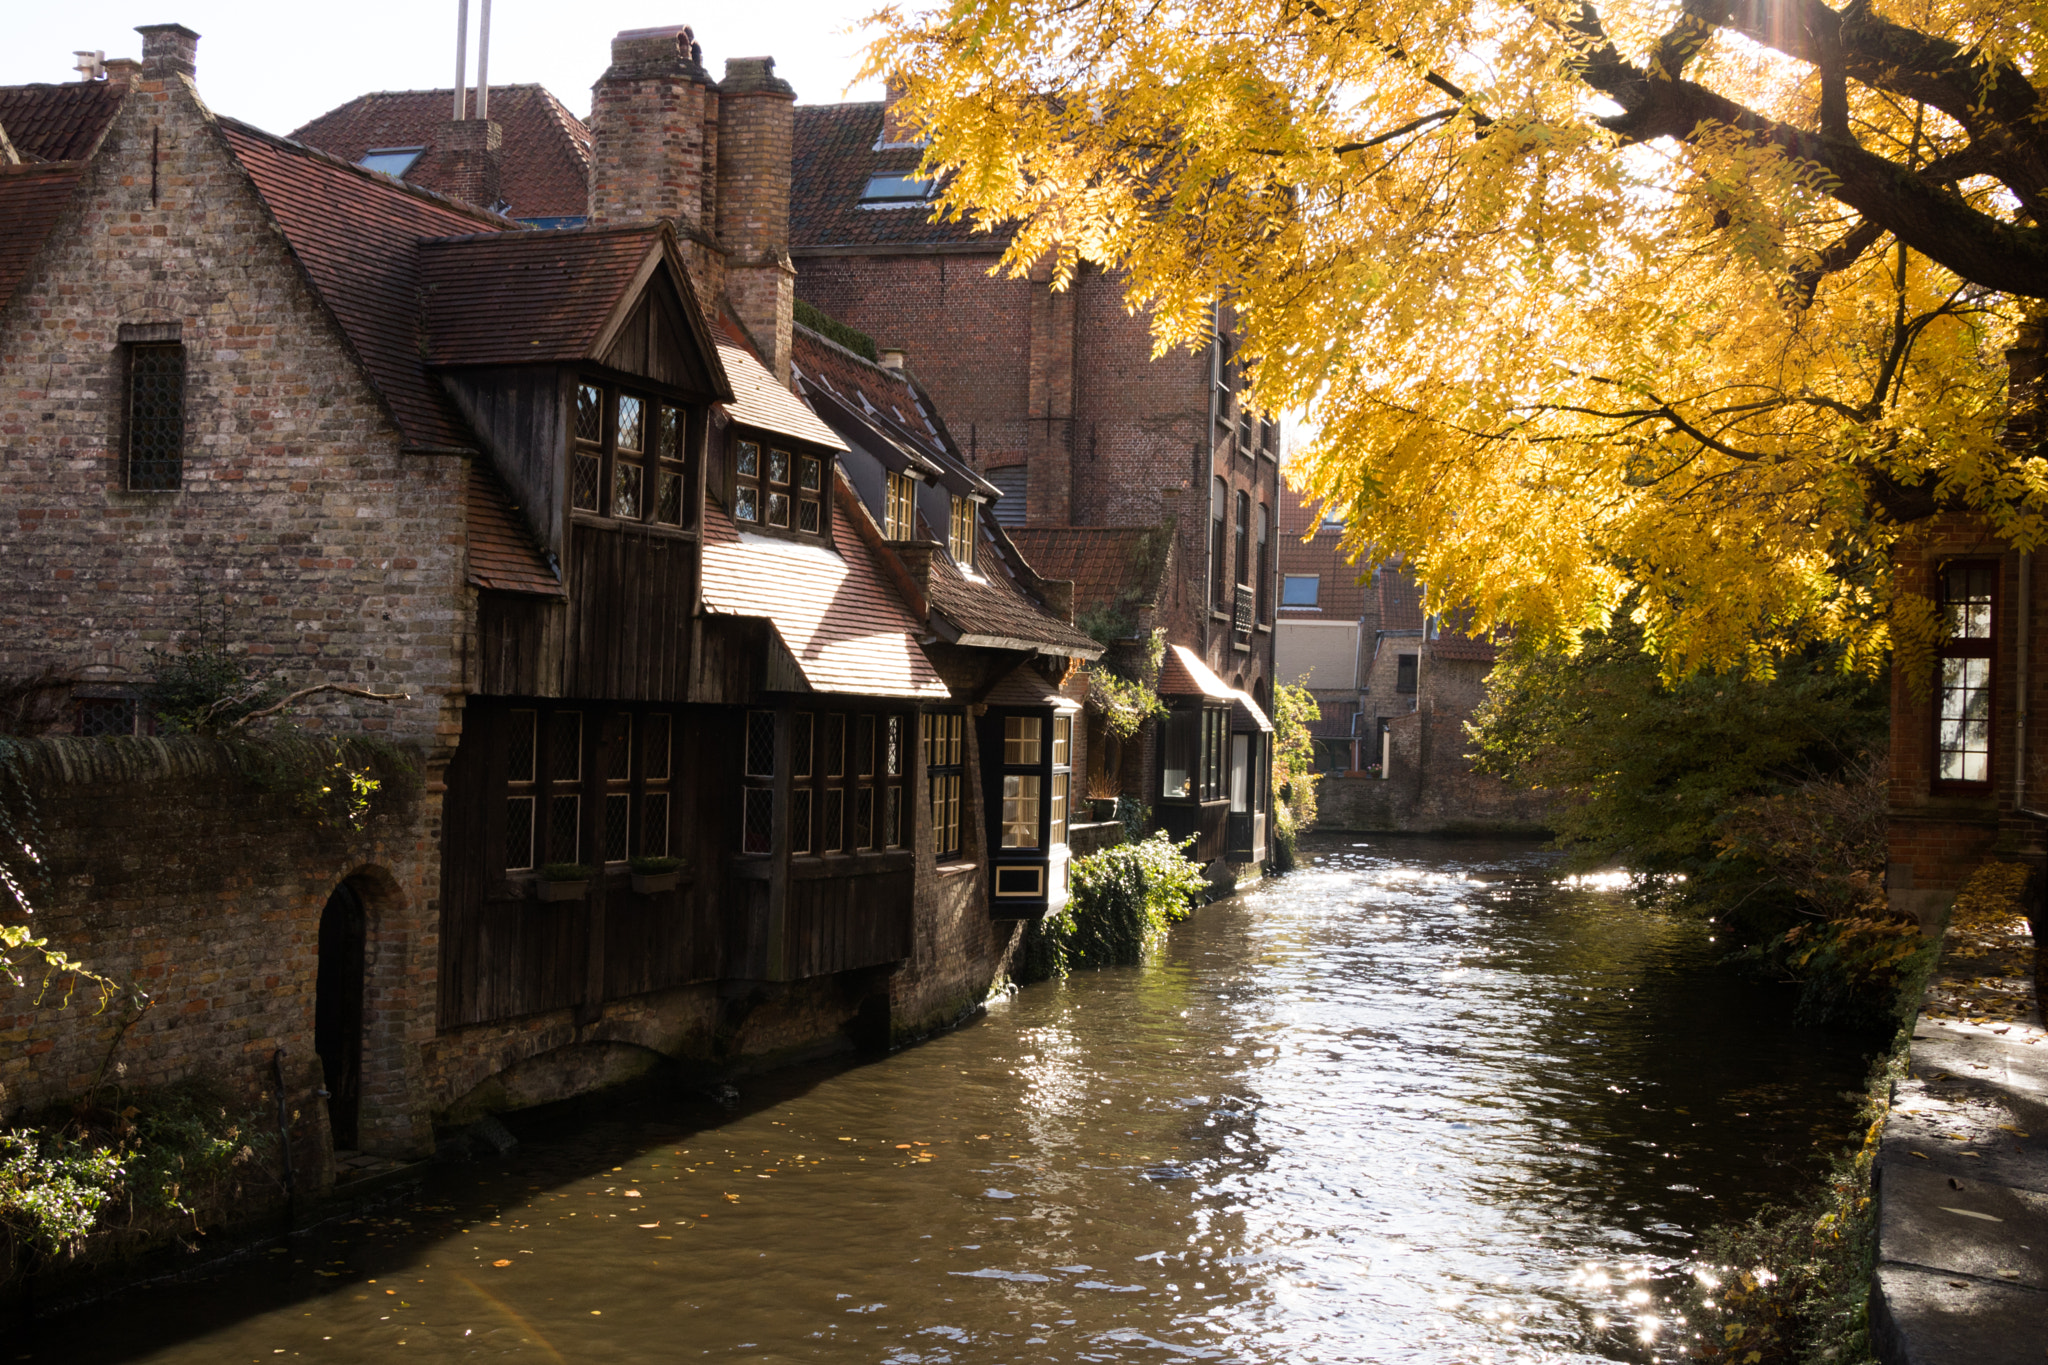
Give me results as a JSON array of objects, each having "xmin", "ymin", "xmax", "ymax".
[{"xmin": 1272, "ymin": 484, "xmax": 1550, "ymax": 833}]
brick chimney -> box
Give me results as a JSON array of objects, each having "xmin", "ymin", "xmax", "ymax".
[
  {"xmin": 431, "ymin": 116, "xmax": 503, "ymax": 212},
  {"xmin": 879, "ymin": 73, "xmax": 920, "ymax": 148},
  {"xmin": 102, "ymin": 57, "xmax": 141, "ymax": 85},
  {"xmin": 717, "ymin": 56, "xmax": 796, "ymax": 384},
  {"xmin": 588, "ymin": 25, "xmax": 723, "ymax": 300},
  {"xmin": 135, "ymin": 23, "xmax": 199, "ymax": 80}
]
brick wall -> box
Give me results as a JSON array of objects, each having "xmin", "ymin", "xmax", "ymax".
[
  {"xmin": 0, "ymin": 738, "xmax": 439, "ymax": 1165},
  {"xmin": 0, "ymin": 70, "xmax": 470, "ymax": 755},
  {"xmin": 1887, "ymin": 515, "xmax": 2027, "ymax": 927}
]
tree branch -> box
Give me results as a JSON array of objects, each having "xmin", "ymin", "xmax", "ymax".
[{"xmin": 226, "ymin": 685, "xmax": 410, "ymax": 730}]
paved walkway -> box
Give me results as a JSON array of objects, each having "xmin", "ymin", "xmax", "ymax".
[{"xmin": 1872, "ymin": 870, "xmax": 2047, "ymax": 1363}]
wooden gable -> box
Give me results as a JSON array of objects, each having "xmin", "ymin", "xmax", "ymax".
[{"xmin": 600, "ymin": 264, "xmax": 718, "ymax": 394}]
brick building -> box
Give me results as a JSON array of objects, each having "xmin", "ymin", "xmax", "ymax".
[
  {"xmin": 786, "ymin": 90, "xmax": 1281, "ymax": 869},
  {"xmin": 282, "ymin": 35, "xmax": 1282, "ymax": 870},
  {"xmin": 0, "ymin": 23, "xmax": 1101, "ymax": 1171},
  {"xmin": 1272, "ymin": 485, "xmax": 1549, "ymax": 833}
]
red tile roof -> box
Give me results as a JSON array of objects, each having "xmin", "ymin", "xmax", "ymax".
[
  {"xmin": 0, "ymin": 162, "xmax": 83, "ymax": 311},
  {"xmin": 1274, "ymin": 480, "xmax": 1369, "ymax": 620},
  {"xmin": 466, "ymin": 461, "xmax": 561, "ymax": 596},
  {"xmin": 714, "ymin": 316, "xmax": 847, "ymax": 451},
  {"xmin": 791, "ymin": 102, "xmax": 1011, "ymax": 252},
  {"xmin": 289, "ymin": 86, "xmax": 592, "ymax": 221},
  {"xmin": 421, "ymin": 224, "xmax": 673, "ymax": 366},
  {"xmin": 1006, "ymin": 524, "xmax": 1175, "ymax": 627},
  {"xmin": 923, "ymin": 543, "xmax": 1101, "ymax": 657},
  {"xmin": 1377, "ymin": 564, "xmax": 1426, "ymax": 632},
  {"xmin": 0, "ymin": 81, "xmax": 124, "ymax": 163},
  {"xmin": 1159, "ymin": 644, "xmax": 1235, "ymax": 700},
  {"xmin": 218, "ymin": 117, "xmax": 514, "ymax": 450},
  {"xmin": 1429, "ymin": 634, "xmax": 1499, "ymax": 663},
  {"xmin": 699, "ymin": 472, "xmax": 947, "ymax": 699}
]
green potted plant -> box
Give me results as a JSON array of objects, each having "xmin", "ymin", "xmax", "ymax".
[
  {"xmin": 630, "ymin": 855, "xmax": 685, "ymax": 894},
  {"xmin": 537, "ymin": 863, "xmax": 593, "ymax": 902},
  {"xmin": 1086, "ymin": 773, "xmax": 1121, "ymax": 822}
]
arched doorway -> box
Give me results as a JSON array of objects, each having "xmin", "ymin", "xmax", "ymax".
[{"xmin": 315, "ymin": 880, "xmax": 367, "ymax": 1150}]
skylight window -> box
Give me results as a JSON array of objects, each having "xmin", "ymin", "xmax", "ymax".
[
  {"xmin": 360, "ymin": 147, "xmax": 425, "ymax": 177},
  {"xmin": 861, "ymin": 172, "xmax": 933, "ymax": 205}
]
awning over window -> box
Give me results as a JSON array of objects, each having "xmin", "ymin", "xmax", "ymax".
[
  {"xmin": 1229, "ymin": 689, "xmax": 1273, "ymax": 733},
  {"xmin": 1158, "ymin": 644, "xmax": 1234, "ymax": 701}
]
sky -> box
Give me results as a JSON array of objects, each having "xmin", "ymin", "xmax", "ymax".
[{"xmin": 3, "ymin": 0, "xmax": 891, "ymax": 136}]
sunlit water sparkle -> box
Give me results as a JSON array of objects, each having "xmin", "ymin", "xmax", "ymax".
[{"xmin": 31, "ymin": 836, "xmax": 1874, "ymax": 1364}]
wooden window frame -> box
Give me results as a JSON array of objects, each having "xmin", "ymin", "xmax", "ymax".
[
  {"xmin": 501, "ymin": 704, "xmax": 675, "ymax": 876},
  {"xmin": 924, "ymin": 711, "xmax": 965, "ymax": 861},
  {"xmin": 1210, "ymin": 476, "xmax": 1229, "ymax": 610},
  {"xmin": 789, "ymin": 709, "xmax": 911, "ymax": 859},
  {"xmin": 1159, "ymin": 701, "xmax": 1228, "ymax": 804},
  {"xmin": 1255, "ymin": 502, "xmax": 1272, "ymax": 622},
  {"xmin": 1933, "ymin": 559, "xmax": 1998, "ymax": 793},
  {"xmin": 949, "ymin": 495, "xmax": 975, "ymax": 569},
  {"xmin": 731, "ymin": 428, "xmax": 828, "ymax": 540},
  {"xmin": 885, "ymin": 470, "xmax": 916, "ymax": 541},
  {"xmin": 574, "ymin": 379, "xmax": 692, "ymax": 529}
]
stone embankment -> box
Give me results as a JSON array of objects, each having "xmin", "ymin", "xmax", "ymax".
[{"xmin": 1871, "ymin": 862, "xmax": 2047, "ymax": 1364}]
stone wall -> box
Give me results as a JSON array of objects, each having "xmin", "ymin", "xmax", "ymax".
[{"xmin": 1318, "ymin": 707, "xmax": 1551, "ymax": 834}]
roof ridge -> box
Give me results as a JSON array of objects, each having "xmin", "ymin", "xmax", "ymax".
[
  {"xmin": 217, "ymin": 113, "xmax": 522, "ymax": 231},
  {"xmin": 531, "ymin": 84, "xmax": 593, "ymax": 149},
  {"xmin": 0, "ymin": 159, "xmax": 84, "ymax": 178},
  {"xmin": 419, "ymin": 220, "xmax": 663, "ymax": 246},
  {"xmin": 794, "ymin": 99, "xmax": 886, "ymax": 111}
]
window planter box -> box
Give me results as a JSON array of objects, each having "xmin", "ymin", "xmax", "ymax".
[
  {"xmin": 536, "ymin": 878, "xmax": 589, "ymax": 903},
  {"xmin": 631, "ymin": 870, "xmax": 681, "ymax": 894},
  {"xmin": 1089, "ymin": 798, "xmax": 1119, "ymax": 821}
]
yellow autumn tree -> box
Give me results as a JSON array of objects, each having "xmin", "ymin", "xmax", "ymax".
[{"xmin": 863, "ymin": 0, "xmax": 2048, "ymax": 673}]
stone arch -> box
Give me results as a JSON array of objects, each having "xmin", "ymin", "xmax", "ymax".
[
  {"xmin": 439, "ymin": 1039, "xmax": 676, "ymax": 1129},
  {"xmin": 325, "ymin": 862, "xmax": 427, "ymax": 1156}
]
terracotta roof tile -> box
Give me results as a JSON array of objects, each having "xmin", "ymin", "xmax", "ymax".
[
  {"xmin": 790, "ymin": 102, "xmax": 1011, "ymax": 252},
  {"xmin": 923, "ymin": 547, "xmax": 1101, "ymax": 656},
  {"xmin": 0, "ymin": 81, "xmax": 124, "ymax": 163},
  {"xmin": 466, "ymin": 460, "xmax": 561, "ymax": 596},
  {"xmin": 1429, "ymin": 634, "xmax": 1499, "ymax": 662},
  {"xmin": 420, "ymin": 225, "xmax": 663, "ymax": 366},
  {"xmin": 714, "ymin": 316, "xmax": 847, "ymax": 451},
  {"xmin": 218, "ymin": 117, "xmax": 513, "ymax": 450},
  {"xmin": 1006, "ymin": 525, "xmax": 1175, "ymax": 626},
  {"xmin": 289, "ymin": 86, "xmax": 592, "ymax": 221},
  {"xmin": 0, "ymin": 162, "xmax": 83, "ymax": 311},
  {"xmin": 699, "ymin": 472, "xmax": 946, "ymax": 698},
  {"xmin": 1377, "ymin": 564, "xmax": 1426, "ymax": 632},
  {"xmin": 1159, "ymin": 644, "xmax": 1234, "ymax": 700}
]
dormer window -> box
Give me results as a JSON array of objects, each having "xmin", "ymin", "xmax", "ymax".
[
  {"xmin": 885, "ymin": 470, "xmax": 915, "ymax": 540},
  {"xmin": 949, "ymin": 496, "xmax": 975, "ymax": 569},
  {"xmin": 359, "ymin": 146, "xmax": 424, "ymax": 177},
  {"xmin": 861, "ymin": 172, "xmax": 933, "ymax": 205},
  {"xmin": 574, "ymin": 381, "xmax": 688, "ymax": 527},
  {"xmin": 734, "ymin": 436, "xmax": 826, "ymax": 536}
]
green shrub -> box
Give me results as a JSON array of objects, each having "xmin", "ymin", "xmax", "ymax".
[
  {"xmin": 1017, "ymin": 833, "xmax": 1205, "ymax": 982},
  {"xmin": 1, "ymin": 1079, "xmax": 263, "ymax": 1257}
]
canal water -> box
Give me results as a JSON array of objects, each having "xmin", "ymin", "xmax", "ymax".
[{"xmin": 36, "ymin": 836, "xmax": 1877, "ymax": 1364}]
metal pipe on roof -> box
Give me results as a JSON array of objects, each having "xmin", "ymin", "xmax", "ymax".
[
  {"xmin": 453, "ymin": 0, "xmax": 469, "ymax": 121},
  {"xmin": 476, "ymin": 0, "xmax": 491, "ymax": 119}
]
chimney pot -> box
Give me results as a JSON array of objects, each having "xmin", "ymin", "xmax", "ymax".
[{"xmin": 135, "ymin": 23, "xmax": 200, "ymax": 80}]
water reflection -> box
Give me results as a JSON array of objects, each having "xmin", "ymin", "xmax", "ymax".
[{"xmin": 32, "ymin": 836, "xmax": 1873, "ymax": 1364}]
